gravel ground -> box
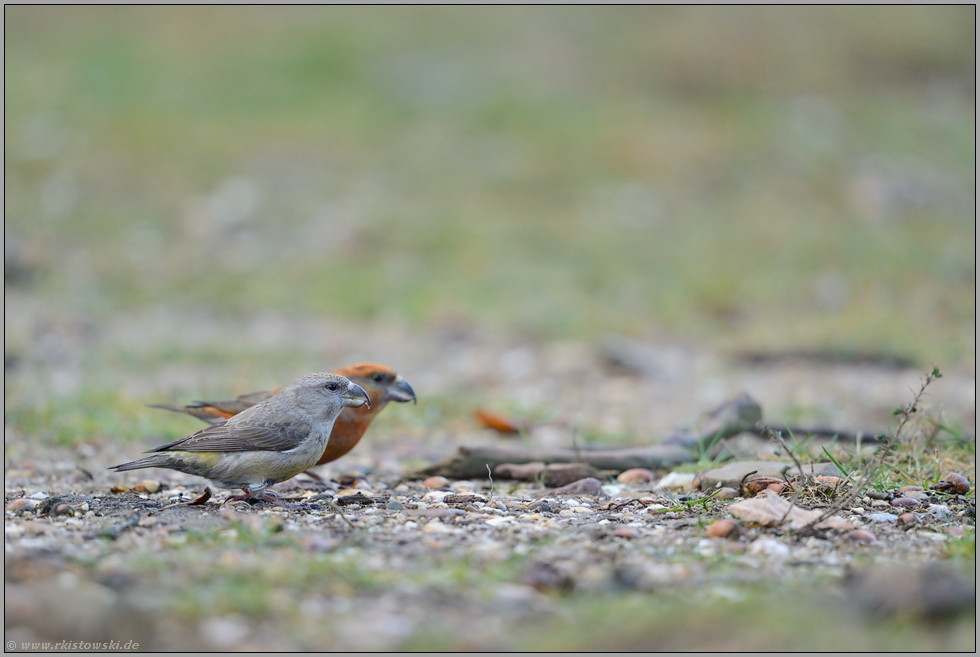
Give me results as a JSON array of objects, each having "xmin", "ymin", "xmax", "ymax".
[{"xmin": 4, "ymin": 312, "xmax": 976, "ymax": 651}]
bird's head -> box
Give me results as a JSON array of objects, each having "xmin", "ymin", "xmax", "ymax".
[
  {"xmin": 287, "ymin": 372, "xmax": 372, "ymax": 418},
  {"xmin": 335, "ymin": 363, "xmax": 417, "ymax": 408}
]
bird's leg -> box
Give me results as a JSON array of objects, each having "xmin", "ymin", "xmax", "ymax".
[
  {"xmin": 223, "ymin": 488, "xmax": 315, "ymax": 511},
  {"xmin": 223, "ymin": 487, "xmax": 266, "ymax": 505}
]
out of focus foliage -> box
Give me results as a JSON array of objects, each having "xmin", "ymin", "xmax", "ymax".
[{"xmin": 5, "ymin": 6, "xmax": 975, "ymax": 363}]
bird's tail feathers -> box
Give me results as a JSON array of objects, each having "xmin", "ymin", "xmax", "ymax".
[{"xmin": 109, "ymin": 454, "xmax": 172, "ymax": 472}]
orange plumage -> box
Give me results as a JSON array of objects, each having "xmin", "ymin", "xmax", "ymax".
[{"xmin": 150, "ymin": 363, "xmax": 416, "ymax": 467}]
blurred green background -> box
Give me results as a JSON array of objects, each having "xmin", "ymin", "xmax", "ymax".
[{"xmin": 5, "ymin": 6, "xmax": 976, "ymax": 366}]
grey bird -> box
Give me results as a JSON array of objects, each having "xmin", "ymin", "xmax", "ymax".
[{"xmin": 110, "ymin": 372, "xmax": 371, "ymax": 506}]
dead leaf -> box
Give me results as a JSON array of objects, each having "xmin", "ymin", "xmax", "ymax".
[
  {"xmin": 728, "ymin": 489, "xmax": 855, "ymax": 530},
  {"xmin": 188, "ymin": 487, "xmax": 212, "ymax": 506},
  {"xmin": 475, "ymin": 408, "xmax": 526, "ymax": 434}
]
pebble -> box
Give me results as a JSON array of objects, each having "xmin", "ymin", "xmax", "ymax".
[
  {"xmin": 658, "ymin": 472, "xmax": 696, "ymax": 492},
  {"xmin": 600, "ymin": 484, "xmax": 623, "ymax": 497},
  {"xmin": 697, "ymin": 461, "xmax": 787, "ymax": 490},
  {"xmin": 712, "ymin": 487, "xmax": 739, "ymax": 500},
  {"xmin": 617, "ymin": 468, "xmax": 654, "ymax": 485},
  {"xmin": 708, "ymin": 487, "xmax": 737, "ymax": 500},
  {"xmin": 485, "ymin": 516, "xmax": 515, "ymax": 527},
  {"xmin": 29, "ymin": 492, "xmax": 48, "ymax": 500},
  {"xmin": 870, "ymin": 500, "xmax": 890, "ymax": 508},
  {"xmin": 644, "ymin": 504, "xmax": 666, "ymax": 513},
  {"xmin": 423, "ymin": 476, "xmax": 450, "ymax": 490},
  {"xmin": 133, "ymin": 480, "xmax": 161, "ymax": 494},
  {"xmin": 845, "ymin": 530, "xmax": 877, "ymax": 544},
  {"xmin": 890, "ymin": 497, "xmax": 919, "ymax": 508},
  {"xmin": 552, "ymin": 477, "xmax": 601, "ymax": 496},
  {"xmin": 748, "ymin": 537, "xmax": 790, "ymax": 560},
  {"xmin": 5, "ymin": 498, "xmax": 36, "ymax": 514},
  {"xmin": 936, "ymin": 472, "xmax": 970, "ymax": 495},
  {"xmin": 386, "ymin": 500, "xmax": 405, "ymax": 511},
  {"xmin": 705, "ymin": 519, "xmax": 739, "ymax": 538},
  {"xmin": 896, "ymin": 485, "xmax": 923, "ymax": 494},
  {"xmin": 612, "ymin": 527, "xmax": 638, "ymax": 539},
  {"xmin": 421, "ymin": 521, "xmax": 454, "ymax": 534},
  {"xmin": 868, "ymin": 513, "xmax": 898, "ymax": 523},
  {"xmin": 897, "ymin": 512, "xmax": 919, "ymax": 524}
]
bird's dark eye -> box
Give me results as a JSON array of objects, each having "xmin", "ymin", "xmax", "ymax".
[
  {"xmin": 325, "ymin": 383, "xmax": 338, "ymax": 391},
  {"xmin": 373, "ymin": 374, "xmax": 384, "ymax": 382}
]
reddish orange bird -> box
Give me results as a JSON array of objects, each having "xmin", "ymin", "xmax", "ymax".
[{"xmin": 151, "ymin": 363, "xmax": 416, "ymax": 468}]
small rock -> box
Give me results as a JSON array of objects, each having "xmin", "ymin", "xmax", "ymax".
[
  {"xmin": 742, "ymin": 477, "xmax": 788, "ymax": 496},
  {"xmin": 29, "ymin": 492, "xmax": 48, "ymax": 500},
  {"xmin": 644, "ymin": 504, "xmax": 667, "ymax": 513},
  {"xmin": 528, "ymin": 500, "xmax": 555, "ymax": 513},
  {"xmin": 845, "ymin": 530, "xmax": 877, "ymax": 544},
  {"xmin": 748, "ymin": 537, "xmax": 789, "ymax": 560},
  {"xmin": 443, "ymin": 494, "xmax": 486, "ymax": 505},
  {"xmin": 422, "ymin": 521, "xmax": 454, "ymax": 534},
  {"xmin": 600, "ymin": 484, "xmax": 623, "ymax": 497},
  {"xmin": 713, "ymin": 487, "xmax": 739, "ymax": 500},
  {"xmin": 705, "ymin": 519, "xmax": 739, "ymax": 538},
  {"xmin": 617, "ymin": 468, "xmax": 654, "ymax": 485},
  {"xmin": 404, "ymin": 508, "xmax": 465, "ymax": 520},
  {"xmin": 787, "ymin": 462, "xmax": 844, "ymax": 479},
  {"xmin": 386, "ymin": 500, "xmax": 405, "ymax": 511},
  {"xmin": 897, "ymin": 512, "xmax": 919, "ymax": 525},
  {"xmin": 697, "ymin": 461, "xmax": 789, "ymax": 491},
  {"xmin": 890, "ymin": 497, "xmax": 920, "ymax": 508},
  {"xmin": 424, "ymin": 476, "xmax": 450, "ymax": 490},
  {"xmin": 816, "ymin": 475, "xmax": 842, "ymax": 488},
  {"xmin": 932, "ymin": 472, "xmax": 970, "ymax": 495},
  {"xmin": 5, "ymin": 498, "xmax": 36, "ymax": 514},
  {"xmin": 552, "ymin": 477, "xmax": 602, "ymax": 496},
  {"xmin": 897, "ymin": 485, "xmax": 923, "ymax": 494},
  {"xmin": 868, "ymin": 513, "xmax": 898, "ymax": 523},
  {"xmin": 133, "ymin": 480, "xmax": 161, "ymax": 494},
  {"xmin": 612, "ymin": 527, "xmax": 638, "ymax": 539},
  {"xmin": 658, "ymin": 472, "xmax": 696, "ymax": 492},
  {"xmin": 907, "ymin": 492, "xmax": 930, "ymax": 502}
]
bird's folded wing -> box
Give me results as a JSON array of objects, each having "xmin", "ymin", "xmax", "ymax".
[{"xmin": 146, "ymin": 420, "xmax": 311, "ymax": 453}]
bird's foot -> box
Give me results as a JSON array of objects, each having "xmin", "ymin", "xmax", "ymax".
[{"xmin": 223, "ymin": 490, "xmax": 315, "ymax": 511}]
